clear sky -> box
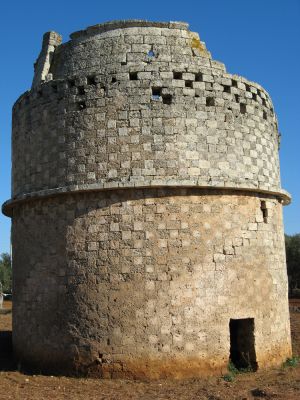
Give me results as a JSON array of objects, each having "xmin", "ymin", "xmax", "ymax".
[{"xmin": 0, "ymin": 0, "xmax": 299, "ymax": 253}]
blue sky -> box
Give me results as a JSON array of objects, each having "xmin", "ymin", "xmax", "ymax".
[{"xmin": 0, "ymin": 0, "xmax": 299, "ymax": 253}]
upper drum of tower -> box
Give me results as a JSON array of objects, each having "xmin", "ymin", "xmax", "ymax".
[{"xmin": 9, "ymin": 20, "xmax": 289, "ymax": 208}]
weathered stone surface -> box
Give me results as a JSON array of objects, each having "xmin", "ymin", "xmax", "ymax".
[{"xmin": 3, "ymin": 20, "xmax": 291, "ymax": 379}]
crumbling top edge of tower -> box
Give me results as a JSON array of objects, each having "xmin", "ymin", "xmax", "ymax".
[{"xmin": 69, "ymin": 20, "xmax": 190, "ymax": 40}]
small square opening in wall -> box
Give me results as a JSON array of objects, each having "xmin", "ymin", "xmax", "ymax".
[
  {"xmin": 223, "ymin": 85, "xmax": 231, "ymax": 93},
  {"xmin": 68, "ymin": 79, "xmax": 75, "ymax": 88},
  {"xmin": 129, "ymin": 72, "xmax": 138, "ymax": 80},
  {"xmin": 162, "ymin": 94, "xmax": 172, "ymax": 105},
  {"xmin": 173, "ymin": 71, "xmax": 182, "ymax": 79},
  {"xmin": 235, "ymin": 94, "xmax": 240, "ymax": 103},
  {"xmin": 87, "ymin": 75, "xmax": 96, "ymax": 85},
  {"xmin": 206, "ymin": 97, "xmax": 215, "ymax": 107},
  {"xmin": 185, "ymin": 80, "xmax": 193, "ymax": 88},
  {"xmin": 111, "ymin": 76, "xmax": 117, "ymax": 83},
  {"xmin": 245, "ymin": 84, "xmax": 251, "ymax": 92},
  {"xmin": 240, "ymin": 103, "xmax": 246, "ymax": 114},
  {"xmin": 78, "ymin": 86, "xmax": 85, "ymax": 95},
  {"xmin": 232, "ymin": 79, "xmax": 238, "ymax": 87},
  {"xmin": 229, "ymin": 318, "xmax": 257, "ymax": 371},
  {"xmin": 263, "ymin": 111, "xmax": 267, "ymax": 120},
  {"xmin": 152, "ymin": 87, "xmax": 162, "ymax": 99},
  {"xmin": 195, "ymin": 72, "xmax": 203, "ymax": 82},
  {"xmin": 252, "ymin": 93, "xmax": 257, "ymax": 101}
]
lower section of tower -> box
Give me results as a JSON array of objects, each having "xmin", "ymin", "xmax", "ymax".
[{"xmin": 11, "ymin": 188, "xmax": 292, "ymax": 378}]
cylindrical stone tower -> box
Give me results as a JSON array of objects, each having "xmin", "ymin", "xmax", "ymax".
[{"xmin": 3, "ymin": 20, "xmax": 292, "ymax": 379}]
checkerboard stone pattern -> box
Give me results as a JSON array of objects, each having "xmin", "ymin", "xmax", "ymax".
[{"xmin": 3, "ymin": 20, "xmax": 291, "ymax": 378}]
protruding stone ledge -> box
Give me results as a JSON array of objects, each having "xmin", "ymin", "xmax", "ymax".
[
  {"xmin": 70, "ymin": 20, "xmax": 189, "ymax": 40},
  {"xmin": 2, "ymin": 184, "xmax": 291, "ymax": 217}
]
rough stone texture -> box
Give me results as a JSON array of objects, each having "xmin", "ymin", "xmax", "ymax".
[{"xmin": 3, "ymin": 20, "xmax": 291, "ymax": 378}]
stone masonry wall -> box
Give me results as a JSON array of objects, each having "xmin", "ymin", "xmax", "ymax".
[
  {"xmin": 11, "ymin": 22, "xmax": 281, "ymax": 201},
  {"xmin": 12, "ymin": 188, "xmax": 291, "ymax": 378}
]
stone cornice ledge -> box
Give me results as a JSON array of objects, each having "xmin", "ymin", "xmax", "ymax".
[{"xmin": 2, "ymin": 183, "xmax": 291, "ymax": 217}]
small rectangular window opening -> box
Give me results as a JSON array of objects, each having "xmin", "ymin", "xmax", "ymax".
[
  {"xmin": 260, "ymin": 201, "xmax": 268, "ymax": 223},
  {"xmin": 87, "ymin": 76, "xmax": 96, "ymax": 85},
  {"xmin": 245, "ymin": 84, "xmax": 251, "ymax": 92},
  {"xmin": 229, "ymin": 318, "xmax": 257, "ymax": 371},
  {"xmin": 232, "ymin": 79, "xmax": 238, "ymax": 88},
  {"xmin": 152, "ymin": 87, "xmax": 162, "ymax": 99},
  {"xmin": 263, "ymin": 111, "xmax": 267, "ymax": 120},
  {"xmin": 185, "ymin": 80, "xmax": 193, "ymax": 88},
  {"xmin": 129, "ymin": 72, "xmax": 138, "ymax": 80},
  {"xmin": 252, "ymin": 93, "xmax": 257, "ymax": 101},
  {"xmin": 206, "ymin": 97, "xmax": 215, "ymax": 107},
  {"xmin": 68, "ymin": 79, "xmax": 75, "ymax": 88},
  {"xmin": 240, "ymin": 103, "xmax": 246, "ymax": 114},
  {"xmin": 195, "ymin": 72, "xmax": 203, "ymax": 82},
  {"xmin": 235, "ymin": 94, "xmax": 240, "ymax": 103},
  {"xmin": 78, "ymin": 86, "xmax": 85, "ymax": 95},
  {"xmin": 262, "ymin": 98, "xmax": 266, "ymax": 107},
  {"xmin": 162, "ymin": 94, "xmax": 172, "ymax": 105},
  {"xmin": 111, "ymin": 76, "xmax": 117, "ymax": 83},
  {"xmin": 223, "ymin": 85, "xmax": 231, "ymax": 93},
  {"xmin": 173, "ymin": 71, "xmax": 182, "ymax": 79},
  {"xmin": 257, "ymin": 89, "xmax": 261, "ymax": 97}
]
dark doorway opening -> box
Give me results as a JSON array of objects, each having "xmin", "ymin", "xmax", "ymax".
[{"xmin": 229, "ymin": 318, "xmax": 257, "ymax": 371}]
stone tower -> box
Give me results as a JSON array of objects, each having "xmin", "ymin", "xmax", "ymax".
[{"xmin": 2, "ymin": 20, "xmax": 292, "ymax": 379}]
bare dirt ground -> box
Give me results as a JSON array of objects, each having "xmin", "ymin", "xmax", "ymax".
[{"xmin": 0, "ymin": 300, "xmax": 299, "ymax": 400}]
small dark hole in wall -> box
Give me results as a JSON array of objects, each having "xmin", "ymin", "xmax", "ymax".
[
  {"xmin": 68, "ymin": 79, "xmax": 75, "ymax": 88},
  {"xmin": 111, "ymin": 77, "xmax": 117, "ymax": 83},
  {"xmin": 260, "ymin": 200, "xmax": 268, "ymax": 223},
  {"xmin": 223, "ymin": 85, "xmax": 231, "ymax": 93},
  {"xmin": 152, "ymin": 87, "xmax": 162, "ymax": 97},
  {"xmin": 257, "ymin": 89, "xmax": 261, "ymax": 97},
  {"xmin": 195, "ymin": 72, "xmax": 203, "ymax": 82},
  {"xmin": 235, "ymin": 94, "xmax": 240, "ymax": 103},
  {"xmin": 121, "ymin": 61, "xmax": 127, "ymax": 65},
  {"xmin": 252, "ymin": 93, "xmax": 257, "ymax": 101},
  {"xmin": 270, "ymin": 107, "xmax": 274, "ymax": 115},
  {"xmin": 245, "ymin": 84, "xmax": 251, "ymax": 92},
  {"xmin": 87, "ymin": 76, "xmax": 96, "ymax": 85},
  {"xmin": 162, "ymin": 94, "xmax": 172, "ymax": 105},
  {"xmin": 232, "ymin": 79, "xmax": 237, "ymax": 87},
  {"xmin": 129, "ymin": 72, "xmax": 138, "ymax": 80},
  {"xmin": 229, "ymin": 318, "xmax": 257, "ymax": 371},
  {"xmin": 78, "ymin": 86, "xmax": 85, "ymax": 95},
  {"xmin": 206, "ymin": 97, "xmax": 215, "ymax": 107},
  {"xmin": 173, "ymin": 71, "xmax": 182, "ymax": 79},
  {"xmin": 185, "ymin": 80, "xmax": 193, "ymax": 88},
  {"xmin": 77, "ymin": 101, "xmax": 86, "ymax": 110},
  {"xmin": 263, "ymin": 111, "xmax": 267, "ymax": 120},
  {"xmin": 240, "ymin": 103, "xmax": 246, "ymax": 114},
  {"xmin": 262, "ymin": 98, "xmax": 266, "ymax": 106}
]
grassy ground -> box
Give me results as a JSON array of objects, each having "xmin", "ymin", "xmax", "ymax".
[{"xmin": 0, "ymin": 300, "xmax": 299, "ymax": 400}]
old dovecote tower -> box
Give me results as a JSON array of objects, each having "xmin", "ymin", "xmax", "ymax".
[{"xmin": 3, "ymin": 20, "xmax": 292, "ymax": 378}]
